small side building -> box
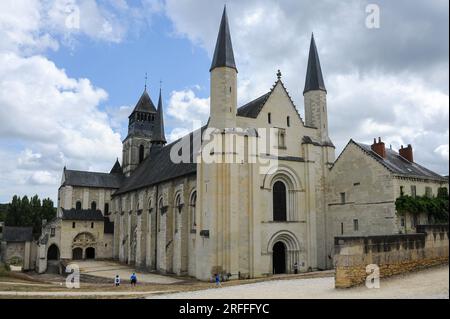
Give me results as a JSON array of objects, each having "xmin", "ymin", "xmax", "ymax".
[
  {"xmin": 326, "ymin": 138, "xmax": 448, "ymax": 268},
  {"xmin": 0, "ymin": 226, "xmax": 37, "ymax": 271}
]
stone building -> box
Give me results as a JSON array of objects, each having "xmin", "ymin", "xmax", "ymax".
[
  {"xmin": 36, "ymin": 161, "xmax": 121, "ymax": 272},
  {"xmin": 111, "ymin": 7, "xmax": 334, "ymax": 280},
  {"xmin": 0, "ymin": 226, "xmax": 36, "ymax": 271},
  {"xmin": 325, "ymin": 138, "xmax": 448, "ymax": 268},
  {"xmin": 35, "ymin": 7, "xmax": 447, "ymax": 280}
]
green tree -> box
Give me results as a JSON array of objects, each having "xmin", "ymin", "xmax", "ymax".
[{"xmin": 4, "ymin": 194, "xmax": 56, "ymax": 236}]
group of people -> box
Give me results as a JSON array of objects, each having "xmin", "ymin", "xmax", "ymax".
[{"xmin": 114, "ymin": 273, "xmax": 137, "ymax": 287}]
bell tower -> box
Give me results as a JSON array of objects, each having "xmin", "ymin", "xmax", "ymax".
[{"xmin": 122, "ymin": 88, "xmax": 157, "ymax": 176}]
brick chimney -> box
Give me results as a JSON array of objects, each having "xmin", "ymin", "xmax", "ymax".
[
  {"xmin": 371, "ymin": 137, "xmax": 386, "ymax": 158},
  {"xmin": 399, "ymin": 144, "xmax": 413, "ymax": 162}
]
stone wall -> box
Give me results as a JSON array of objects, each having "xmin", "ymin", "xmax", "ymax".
[{"xmin": 334, "ymin": 224, "xmax": 449, "ymax": 288}]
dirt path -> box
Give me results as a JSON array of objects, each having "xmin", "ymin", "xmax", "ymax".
[{"xmin": 150, "ymin": 265, "xmax": 449, "ymax": 299}]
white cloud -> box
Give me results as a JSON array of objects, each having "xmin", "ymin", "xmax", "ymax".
[
  {"xmin": 163, "ymin": 0, "xmax": 449, "ymax": 175},
  {"xmin": 0, "ymin": 0, "xmax": 134, "ymax": 203}
]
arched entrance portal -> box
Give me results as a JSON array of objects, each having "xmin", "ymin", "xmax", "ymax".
[
  {"xmin": 273, "ymin": 241, "xmax": 286, "ymax": 274},
  {"xmin": 72, "ymin": 247, "xmax": 83, "ymax": 260},
  {"xmin": 85, "ymin": 247, "xmax": 95, "ymax": 259},
  {"xmin": 47, "ymin": 244, "xmax": 59, "ymax": 260}
]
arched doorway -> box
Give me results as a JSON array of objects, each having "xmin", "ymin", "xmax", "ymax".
[
  {"xmin": 47, "ymin": 244, "xmax": 59, "ymax": 260},
  {"xmin": 86, "ymin": 247, "xmax": 95, "ymax": 259},
  {"xmin": 273, "ymin": 241, "xmax": 286, "ymax": 274},
  {"xmin": 72, "ymin": 247, "xmax": 83, "ymax": 260}
]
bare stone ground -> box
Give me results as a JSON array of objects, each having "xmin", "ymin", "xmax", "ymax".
[
  {"xmin": 150, "ymin": 265, "xmax": 449, "ymax": 299},
  {"xmin": 70, "ymin": 260, "xmax": 183, "ymax": 284},
  {"xmin": 0, "ymin": 264, "xmax": 447, "ymax": 299}
]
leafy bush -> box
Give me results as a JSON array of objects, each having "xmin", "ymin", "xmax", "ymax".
[
  {"xmin": 7, "ymin": 256, "xmax": 23, "ymax": 267},
  {"xmin": 395, "ymin": 188, "xmax": 449, "ymax": 224},
  {"xmin": 0, "ymin": 263, "xmax": 10, "ymax": 277}
]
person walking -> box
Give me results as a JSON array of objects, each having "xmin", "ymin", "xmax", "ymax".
[
  {"xmin": 293, "ymin": 262, "xmax": 299, "ymax": 274},
  {"xmin": 215, "ymin": 273, "xmax": 222, "ymax": 288},
  {"xmin": 130, "ymin": 272, "xmax": 137, "ymax": 287},
  {"xmin": 114, "ymin": 274, "xmax": 121, "ymax": 287}
]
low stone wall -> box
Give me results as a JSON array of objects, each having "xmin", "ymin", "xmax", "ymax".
[{"xmin": 334, "ymin": 224, "xmax": 449, "ymax": 288}]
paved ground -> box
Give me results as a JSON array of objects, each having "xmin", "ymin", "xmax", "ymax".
[
  {"xmin": 150, "ymin": 265, "xmax": 449, "ymax": 299},
  {"xmin": 69, "ymin": 260, "xmax": 182, "ymax": 284}
]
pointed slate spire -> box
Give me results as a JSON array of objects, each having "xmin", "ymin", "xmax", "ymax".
[
  {"xmin": 110, "ymin": 158, "xmax": 122, "ymax": 174},
  {"xmin": 152, "ymin": 88, "xmax": 167, "ymax": 145},
  {"xmin": 303, "ymin": 33, "xmax": 326, "ymax": 94},
  {"xmin": 210, "ymin": 6, "xmax": 237, "ymax": 72}
]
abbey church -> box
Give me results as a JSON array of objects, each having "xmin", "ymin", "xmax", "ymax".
[{"xmin": 27, "ymin": 7, "xmax": 447, "ymax": 280}]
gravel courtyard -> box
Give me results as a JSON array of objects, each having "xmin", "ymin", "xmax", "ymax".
[{"xmin": 150, "ymin": 265, "xmax": 449, "ymax": 299}]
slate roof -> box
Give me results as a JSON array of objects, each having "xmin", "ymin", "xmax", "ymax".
[
  {"xmin": 114, "ymin": 127, "xmax": 205, "ymax": 195},
  {"xmin": 2, "ymin": 226, "xmax": 33, "ymax": 242},
  {"xmin": 152, "ymin": 88, "xmax": 167, "ymax": 144},
  {"xmin": 61, "ymin": 209, "xmax": 105, "ymax": 221},
  {"xmin": 354, "ymin": 141, "xmax": 447, "ymax": 181},
  {"xmin": 237, "ymin": 92, "xmax": 271, "ymax": 118},
  {"xmin": 303, "ymin": 34, "xmax": 326, "ymax": 94},
  {"xmin": 210, "ymin": 6, "xmax": 237, "ymax": 72},
  {"xmin": 63, "ymin": 169, "xmax": 123, "ymax": 189},
  {"xmin": 110, "ymin": 159, "xmax": 122, "ymax": 174},
  {"xmin": 130, "ymin": 90, "xmax": 157, "ymax": 115}
]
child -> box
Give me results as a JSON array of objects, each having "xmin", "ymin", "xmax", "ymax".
[
  {"xmin": 114, "ymin": 274, "xmax": 121, "ymax": 287},
  {"xmin": 130, "ymin": 272, "xmax": 137, "ymax": 286}
]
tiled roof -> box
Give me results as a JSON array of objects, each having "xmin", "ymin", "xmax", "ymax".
[
  {"xmin": 63, "ymin": 169, "xmax": 123, "ymax": 189},
  {"xmin": 61, "ymin": 209, "xmax": 104, "ymax": 221},
  {"xmin": 2, "ymin": 226, "xmax": 33, "ymax": 242},
  {"xmin": 354, "ymin": 141, "xmax": 447, "ymax": 181}
]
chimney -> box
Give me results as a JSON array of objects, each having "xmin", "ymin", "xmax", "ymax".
[
  {"xmin": 399, "ymin": 144, "xmax": 413, "ymax": 162},
  {"xmin": 371, "ymin": 137, "xmax": 386, "ymax": 158}
]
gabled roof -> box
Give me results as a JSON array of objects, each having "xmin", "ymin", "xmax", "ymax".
[
  {"xmin": 61, "ymin": 209, "xmax": 104, "ymax": 221},
  {"xmin": 63, "ymin": 169, "xmax": 123, "ymax": 189},
  {"xmin": 237, "ymin": 79, "xmax": 304, "ymax": 124},
  {"xmin": 130, "ymin": 90, "xmax": 157, "ymax": 116},
  {"xmin": 350, "ymin": 140, "xmax": 447, "ymax": 181},
  {"xmin": 303, "ymin": 34, "xmax": 326, "ymax": 94},
  {"xmin": 114, "ymin": 126, "xmax": 206, "ymax": 195},
  {"xmin": 237, "ymin": 92, "xmax": 271, "ymax": 118},
  {"xmin": 2, "ymin": 226, "xmax": 33, "ymax": 242},
  {"xmin": 210, "ymin": 6, "xmax": 237, "ymax": 72}
]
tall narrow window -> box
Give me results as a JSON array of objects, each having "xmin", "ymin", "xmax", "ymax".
[
  {"xmin": 273, "ymin": 181, "xmax": 287, "ymax": 221},
  {"xmin": 72, "ymin": 222, "xmax": 76, "ymax": 229},
  {"xmin": 104, "ymin": 203, "xmax": 109, "ymax": 215},
  {"xmin": 139, "ymin": 145, "xmax": 145, "ymax": 163},
  {"xmin": 91, "ymin": 201, "xmax": 97, "ymax": 211},
  {"xmin": 268, "ymin": 112, "xmax": 272, "ymax": 124},
  {"xmin": 353, "ymin": 219, "xmax": 359, "ymax": 231},
  {"xmin": 340, "ymin": 192, "xmax": 346, "ymax": 204},
  {"xmin": 190, "ymin": 191, "xmax": 197, "ymax": 231},
  {"xmin": 287, "ymin": 116, "xmax": 290, "ymax": 127},
  {"xmin": 76, "ymin": 201, "xmax": 82, "ymax": 210},
  {"xmin": 411, "ymin": 185, "xmax": 417, "ymax": 198},
  {"xmin": 341, "ymin": 222, "xmax": 344, "ymax": 235}
]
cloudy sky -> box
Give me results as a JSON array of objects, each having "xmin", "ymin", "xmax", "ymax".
[{"xmin": 0, "ymin": 0, "xmax": 448, "ymax": 203}]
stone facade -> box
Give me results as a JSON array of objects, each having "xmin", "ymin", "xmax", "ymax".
[
  {"xmin": 334, "ymin": 225, "xmax": 449, "ymax": 288},
  {"xmin": 326, "ymin": 140, "xmax": 448, "ymax": 269}
]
